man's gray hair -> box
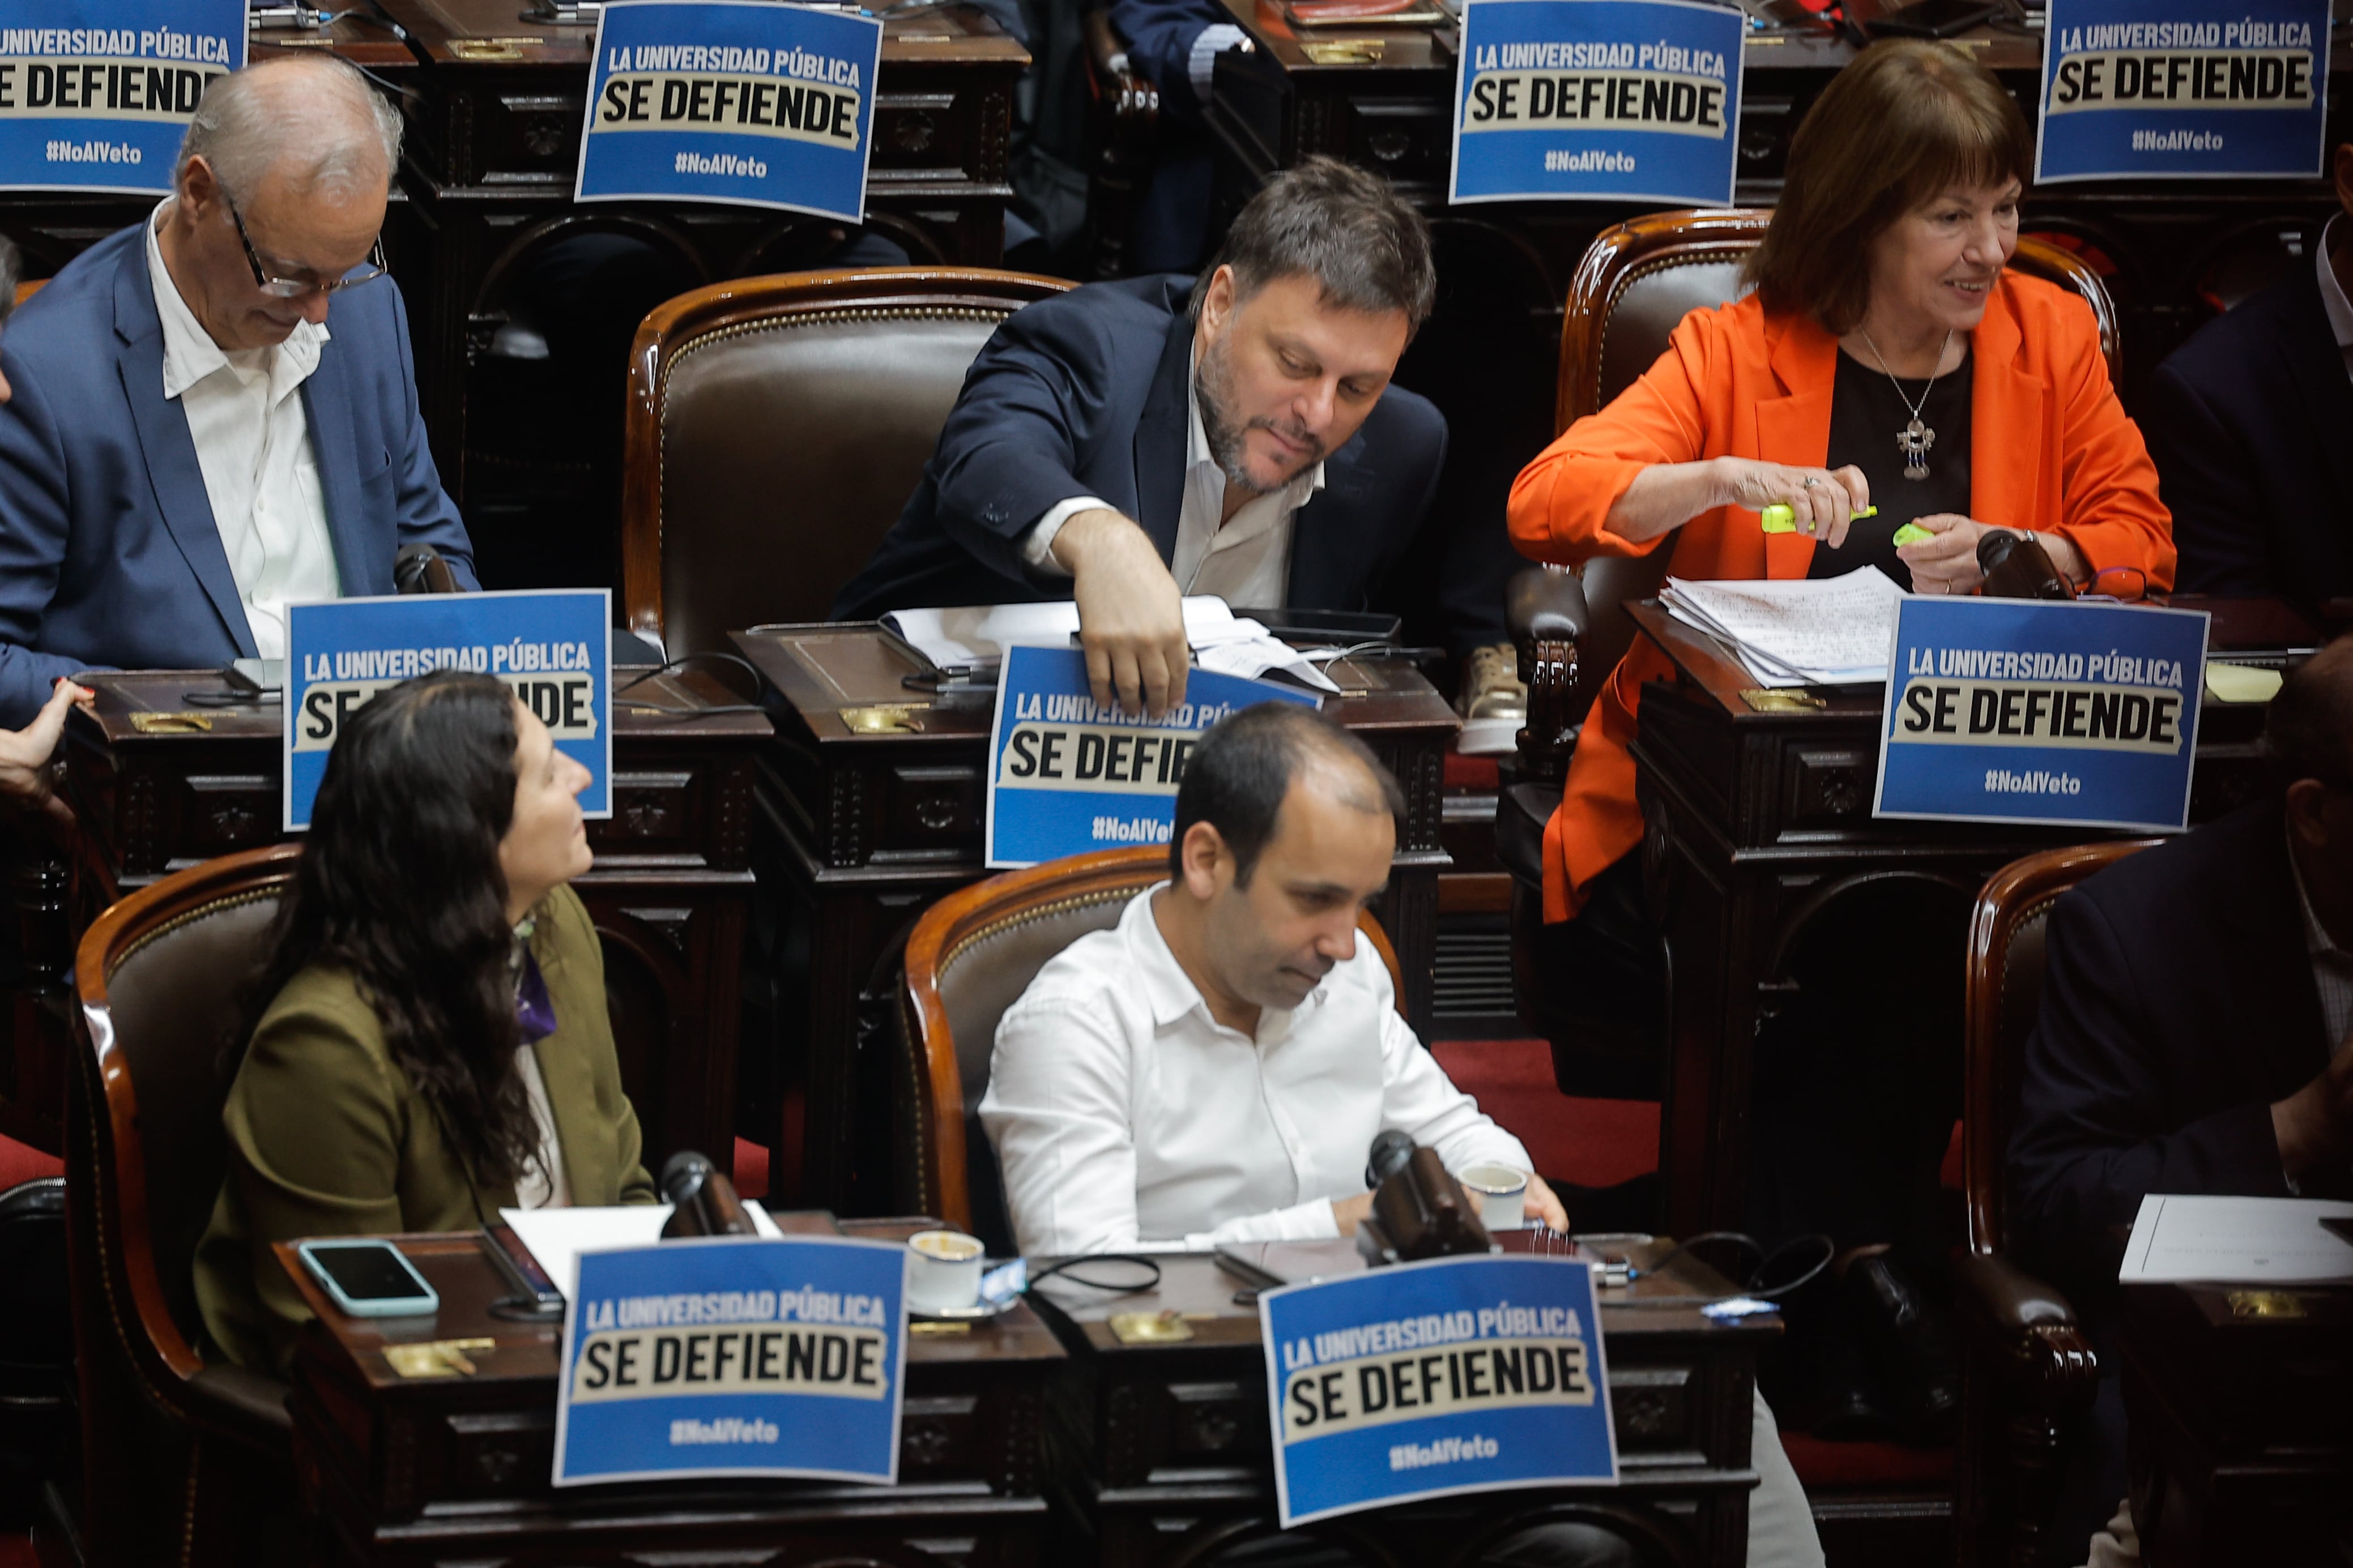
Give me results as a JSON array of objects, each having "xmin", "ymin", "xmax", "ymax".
[
  {"xmin": 174, "ymin": 55, "xmax": 402, "ymax": 204},
  {"xmin": 1208, "ymin": 156, "xmax": 1436, "ymax": 330}
]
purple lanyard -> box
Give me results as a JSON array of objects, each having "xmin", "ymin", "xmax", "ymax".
[{"xmin": 515, "ymin": 950, "xmax": 557, "ymax": 1044}]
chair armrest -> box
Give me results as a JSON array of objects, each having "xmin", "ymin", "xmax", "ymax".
[
  {"xmin": 1083, "ymin": 8, "xmax": 1159, "ymax": 132},
  {"xmin": 1953, "ymin": 1251, "xmax": 2100, "ymax": 1408},
  {"xmin": 1507, "ymin": 566, "xmax": 1587, "ymax": 786},
  {"xmin": 187, "ymin": 1361, "xmax": 293, "ymax": 1446},
  {"xmin": 1506, "ymin": 562, "xmax": 1590, "ymax": 650}
]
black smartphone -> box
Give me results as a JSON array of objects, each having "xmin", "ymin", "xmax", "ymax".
[
  {"xmin": 1864, "ymin": 0, "xmax": 2002, "ymax": 37},
  {"xmin": 223, "ymin": 657, "xmax": 284, "ymax": 698},
  {"xmin": 480, "ymin": 1223, "xmax": 566, "ymax": 1310}
]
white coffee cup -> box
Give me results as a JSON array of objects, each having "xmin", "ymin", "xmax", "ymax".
[
  {"xmin": 905, "ymin": 1229, "xmax": 986, "ymax": 1313},
  {"xmin": 1459, "ymin": 1163, "xmax": 1530, "ymax": 1231}
]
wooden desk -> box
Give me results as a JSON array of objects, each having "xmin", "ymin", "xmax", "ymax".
[
  {"xmin": 0, "ymin": 668, "xmax": 768, "ymax": 1164},
  {"xmin": 730, "ymin": 624, "xmax": 1459, "ymax": 1211},
  {"xmin": 277, "ymin": 1221, "xmax": 1065, "ymax": 1566},
  {"xmin": 1028, "ymin": 1244, "xmax": 1776, "ymax": 1567},
  {"xmin": 2120, "ymin": 1279, "xmax": 2353, "ymax": 1566},
  {"xmin": 1625, "ymin": 597, "xmax": 2305, "ymax": 1241}
]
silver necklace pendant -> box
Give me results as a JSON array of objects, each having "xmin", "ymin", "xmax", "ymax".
[{"xmin": 1896, "ymin": 417, "xmax": 1935, "ymax": 480}]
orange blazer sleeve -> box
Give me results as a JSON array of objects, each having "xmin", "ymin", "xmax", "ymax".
[{"xmin": 2038, "ymin": 293, "xmax": 2176, "ymax": 591}]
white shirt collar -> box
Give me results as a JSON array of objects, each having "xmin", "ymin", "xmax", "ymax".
[
  {"xmin": 2317, "ymin": 213, "xmax": 2353, "ymax": 355},
  {"xmin": 1183, "ymin": 347, "xmax": 1327, "ymax": 519},
  {"xmin": 146, "ymin": 200, "xmax": 328, "ymax": 404},
  {"xmin": 1128, "ymin": 882, "xmax": 1306, "ymax": 1040}
]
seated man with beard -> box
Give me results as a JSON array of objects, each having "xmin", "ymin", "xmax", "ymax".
[{"xmin": 832, "ymin": 157, "xmax": 1447, "ymax": 718}]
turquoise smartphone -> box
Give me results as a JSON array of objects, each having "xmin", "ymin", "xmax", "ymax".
[{"xmin": 296, "ymin": 1238, "xmax": 440, "ymax": 1319}]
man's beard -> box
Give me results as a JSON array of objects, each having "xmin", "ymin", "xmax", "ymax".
[{"xmin": 1196, "ymin": 335, "xmax": 1324, "ymax": 495}]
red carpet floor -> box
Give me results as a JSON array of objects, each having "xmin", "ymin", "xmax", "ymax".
[{"xmin": 1430, "ymin": 1038, "xmax": 1659, "ymax": 1189}]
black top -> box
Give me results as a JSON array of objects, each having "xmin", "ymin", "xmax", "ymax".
[{"xmin": 1813, "ymin": 345, "xmax": 1975, "ymax": 591}]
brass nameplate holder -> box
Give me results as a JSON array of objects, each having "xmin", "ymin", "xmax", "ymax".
[
  {"xmin": 839, "ymin": 703, "xmax": 928, "ymax": 734},
  {"xmin": 1107, "ymin": 1310, "xmax": 1195, "ymax": 1344},
  {"xmin": 447, "ymin": 37, "xmax": 532, "ymax": 59},
  {"xmin": 2226, "ymin": 1290, "xmax": 2307, "ymax": 1318},
  {"xmin": 1739, "ymin": 689, "xmax": 1824, "ymax": 713},
  {"xmin": 1301, "ymin": 39, "xmax": 1384, "ymax": 63},
  {"xmin": 383, "ymin": 1338, "xmax": 497, "ymax": 1378},
  {"xmin": 129, "ymin": 711, "xmax": 212, "ymax": 734},
  {"xmin": 909, "ymin": 1319, "xmax": 973, "ymax": 1336}
]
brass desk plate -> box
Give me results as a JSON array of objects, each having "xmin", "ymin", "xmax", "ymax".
[
  {"xmin": 129, "ymin": 711, "xmax": 213, "ymax": 734},
  {"xmin": 2226, "ymin": 1290, "xmax": 2307, "ymax": 1318},
  {"xmin": 1107, "ymin": 1310, "xmax": 1196, "ymax": 1344},
  {"xmin": 1740, "ymin": 689, "xmax": 1826, "ymax": 713},
  {"xmin": 1301, "ymin": 39, "xmax": 1384, "ymax": 62},
  {"xmin": 447, "ymin": 37, "xmax": 531, "ymax": 59},
  {"xmin": 839, "ymin": 703, "xmax": 928, "ymax": 734},
  {"xmin": 383, "ymin": 1338, "xmax": 498, "ymax": 1378}
]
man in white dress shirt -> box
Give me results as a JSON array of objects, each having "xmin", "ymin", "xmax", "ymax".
[
  {"xmin": 0, "ymin": 54, "xmax": 477, "ymax": 725},
  {"xmin": 982, "ymin": 702, "xmax": 1825, "ymax": 1567}
]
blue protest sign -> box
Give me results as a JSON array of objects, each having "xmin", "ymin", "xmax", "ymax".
[
  {"xmin": 1450, "ymin": 0, "xmax": 1742, "ymax": 207},
  {"xmin": 284, "ymin": 589, "xmax": 612, "ymax": 832},
  {"xmin": 553, "ymin": 1235, "xmax": 909, "ymax": 1486},
  {"xmin": 1873, "ymin": 597, "xmax": 2209, "ymax": 831},
  {"xmin": 1260, "ymin": 1255, "xmax": 1617, "ymax": 1527},
  {"xmin": 2036, "ymin": 0, "xmax": 2329, "ymax": 182},
  {"xmin": 984, "ymin": 645, "xmax": 1320, "ymax": 869},
  {"xmin": 575, "ymin": 0, "xmax": 881, "ymax": 223},
  {"xmin": 0, "ymin": 1, "xmax": 242, "ymax": 195}
]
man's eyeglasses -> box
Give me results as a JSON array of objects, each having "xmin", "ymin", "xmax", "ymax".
[{"xmin": 228, "ymin": 196, "xmax": 387, "ymax": 298}]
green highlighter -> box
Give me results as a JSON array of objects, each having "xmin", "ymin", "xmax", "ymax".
[{"xmin": 1759, "ymin": 502, "xmax": 1879, "ymax": 533}]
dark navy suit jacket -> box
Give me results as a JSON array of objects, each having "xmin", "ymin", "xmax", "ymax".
[
  {"xmin": 0, "ymin": 222, "xmax": 479, "ymax": 725},
  {"xmin": 2139, "ymin": 260, "xmax": 2353, "ymax": 616},
  {"xmin": 831, "ymin": 274, "xmax": 1448, "ymax": 620}
]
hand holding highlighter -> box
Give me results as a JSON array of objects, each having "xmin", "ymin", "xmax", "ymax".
[{"xmin": 1761, "ymin": 503, "xmax": 1878, "ymax": 534}]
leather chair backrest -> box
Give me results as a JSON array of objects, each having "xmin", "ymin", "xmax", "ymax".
[
  {"xmin": 1964, "ymin": 840, "xmax": 2154, "ymax": 1254},
  {"xmin": 625, "ymin": 268, "xmax": 1076, "ymax": 660},
  {"xmin": 102, "ymin": 889, "xmax": 285, "ymax": 1344}
]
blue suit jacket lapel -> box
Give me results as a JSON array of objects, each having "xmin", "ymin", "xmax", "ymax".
[
  {"xmin": 1131, "ymin": 308, "xmax": 1193, "ymax": 560},
  {"xmin": 2273, "ymin": 268, "xmax": 2353, "ymax": 518},
  {"xmin": 113, "ymin": 236, "xmax": 256, "ymax": 656},
  {"xmin": 300, "ymin": 340, "xmax": 373, "ymax": 595}
]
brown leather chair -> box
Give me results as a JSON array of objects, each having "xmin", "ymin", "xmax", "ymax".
[
  {"xmin": 1495, "ymin": 209, "xmax": 2128, "ymax": 1090},
  {"xmin": 66, "ymin": 843, "xmax": 304, "ymax": 1567},
  {"xmin": 890, "ymin": 845, "xmax": 1404, "ymax": 1249},
  {"xmin": 1952, "ymin": 837, "xmax": 2154, "ymax": 1568},
  {"xmin": 620, "ymin": 267, "xmax": 1075, "ymax": 660}
]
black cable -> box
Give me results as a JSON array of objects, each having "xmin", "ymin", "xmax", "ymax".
[
  {"xmin": 1594, "ymin": 1230, "xmax": 1835, "ymax": 1311},
  {"xmin": 1025, "ymin": 1254, "xmax": 1164, "ymax": 1295},
  {"xmin": 612, "ymin": 651, "xmax": 771, "ymax": 717}
]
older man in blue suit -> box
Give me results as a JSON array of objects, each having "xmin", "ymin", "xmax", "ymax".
[{"xmin": 0, "ymin": 53, "xmax": 476, "ymax": 726}]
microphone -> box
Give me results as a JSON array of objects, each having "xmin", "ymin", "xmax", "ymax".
[
  {"xmin": 394, "ymin": 543, "xmax": 460, "ymax": 595},
  {"xmin": 1365, "ymin": 1129, "xmax": 1416, "ymax": 1190},
  {"xmin": 659, "ymin": 1150, "xmax": 756, "ymax": 1238},
  {"xmin": 1976, "ymin": 531, "xmax": 2075, "ymax": 601}
]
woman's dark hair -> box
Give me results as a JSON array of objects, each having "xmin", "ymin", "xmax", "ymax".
[
  {"xmin": 241, "ymin": 670, "xmax": 535, "ymax": 1189},
  {"xmin": 1170, "ymin": 702, "xmax": 1405, "ymax": 885},
  {"xmin": 1745, "ymin": 40, "xmax": 2034, "ymax": 335}
]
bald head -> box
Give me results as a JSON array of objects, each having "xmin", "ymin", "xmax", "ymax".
[
  {"xmin": 175, "ymin": 54, "xmax": 401, "ymax": 205},
  {"xmin": 2267, "ymin": 636, "xmax": 2353, "ymax": 792},
  {"xmin": 1170, "ymin": 702, "xmax": 1404, "ymax": 887}
]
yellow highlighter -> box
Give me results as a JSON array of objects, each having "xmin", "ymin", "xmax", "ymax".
[
  {"xmin": 1761, "ymin": 502, "xmax": 1877, "ymax": 533},
  {"xmin": 1891, "ymin": 523, "xmax": 1935, "ymax": 545}
]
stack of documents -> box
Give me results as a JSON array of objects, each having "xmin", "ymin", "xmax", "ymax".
[
  {"xmin": 1660, "ymin": 567, "xmax": 1905, "ymax": 688},
  {"xmin": 2120, "ymin": 1194, "xmax": 2353, "ymax": 1285},
  {"xmin": 881, "ymin": 597, "xmax": 1339, "ymax": 693}
]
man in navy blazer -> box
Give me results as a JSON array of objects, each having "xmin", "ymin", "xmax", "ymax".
[
  {"xmin": 0, "ymin": 54, "xmax": 476, "ymax": 727},
  {"xmin": 2139, "ymin": 136, "xmax": 2353, "ymax": 616},
  {"xmin": 2007, "ymin": 640, "xmax": 2353, "ymax": 1558},
  {"xmin": 833, "ymin": 157, "xmax": 1446, "ymax": 716}
]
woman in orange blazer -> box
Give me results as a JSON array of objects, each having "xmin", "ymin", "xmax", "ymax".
[
  {"xmin": 1512, "ymin": 44, "xmax": 2175, "ymax": 929},
  {"xmin": 1507, "ymin": 40, "xmax": 2173, "ymax": 1455}
]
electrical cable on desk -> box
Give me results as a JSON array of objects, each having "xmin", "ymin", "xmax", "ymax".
[
  {"xmin": 1024, "ymin": 1254, "xmax": 1165, "ymax": 1296},
  {"xmin": 1584, "ymin": 1229, "xmax": 1834, "ymax": 1311},
  {"xmin": 613, "ymin": 651, "xmax": 771, "ymax": 716}
]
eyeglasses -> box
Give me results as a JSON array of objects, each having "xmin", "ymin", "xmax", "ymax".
[{"xmin": 228, "ymin": 195, "xmax": 387, "ymax": 298}]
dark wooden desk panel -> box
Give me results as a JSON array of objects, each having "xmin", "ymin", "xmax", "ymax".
[
  {"xmin": 278, "ymin": 1223, "xmax": 1065, "ymax": 1566},
  {"xmin": 1029, "ymin": 1245, "xmax": 1775, "ymax": 1567},
  {"xmin": 731, "ymin": 625, "xmax": 1458, "ymax": 1212},
  {"xmin": 1623, "ymin": 599, "xmax": 2303, "ymax": 1242},
  {"xmin": 0, "ymin": 669, "xmax": 769, "ymax": 1164},
  {"xmin": 2121, "ymin": 1279, "xmax": 2353, "ymax": 1566}
]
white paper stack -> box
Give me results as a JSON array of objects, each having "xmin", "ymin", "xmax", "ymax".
[
  {"xmin": 880, "ymin": 596, "xmax": 1337, "ymax": 693},
  {"xmin": 1660, "ymin": 566, "xmax": 1906, "ymax": 688},
  {"xmin": 502, "ymin": 1201, "xmax": 787, "ymax": 1298},
  {"xmin": 2119, "ymin": 1194, "xmax": 2353, "ymax": 1285}
]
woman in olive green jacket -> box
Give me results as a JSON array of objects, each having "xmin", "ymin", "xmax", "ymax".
[{"xmin": 196, "ymin": 671, "xmax": 657, "ymax": 1373}]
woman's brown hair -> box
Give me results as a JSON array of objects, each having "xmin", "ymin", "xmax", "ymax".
[{"xmin": 1745, "ymin": 40, "xmax": 2034, "ymax": 335}]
